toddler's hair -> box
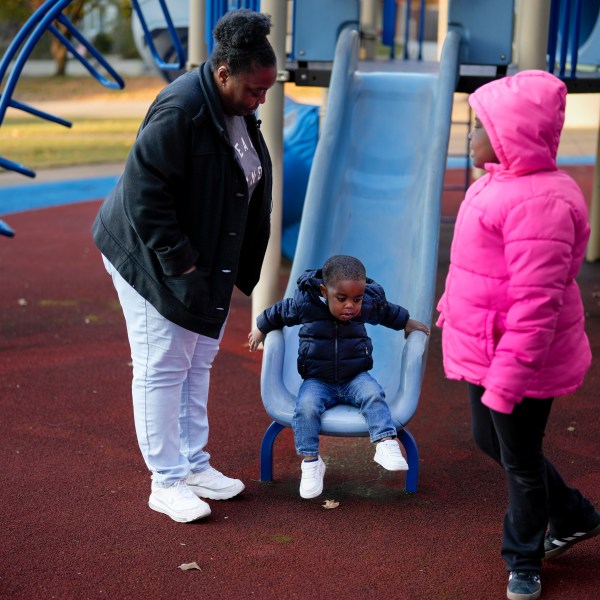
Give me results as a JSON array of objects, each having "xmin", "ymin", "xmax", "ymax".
[
  {"xmin": 211, "ymin": 9, "xmax": 276, "ymax": 75},
  {"xmin": 322, "ymin": 255, "xmax": 366, "ymax": 286}
]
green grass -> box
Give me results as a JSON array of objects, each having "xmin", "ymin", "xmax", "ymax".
[
  {"xmin": 0, "ymin": 75, "xmax": 164, "ymax": 172},
  {"xmin": 9, "ymin": 75, "xmax": 164, "ymax": 103},
  {"xmin": 2, "ymin": 117, "xmax": 142, "ymax": 170}
]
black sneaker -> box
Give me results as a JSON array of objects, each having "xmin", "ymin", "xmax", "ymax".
[
  {"xmin": 506, "ymin": 571, "xmax": 541, "ymax": 600},
  {"xmin": 544, "ymin": 512, "xmax": 600, "ymax": 560}
]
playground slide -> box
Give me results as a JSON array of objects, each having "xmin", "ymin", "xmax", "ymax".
[{"xmin": 260, "ymin": 28, "xmax": 460, "ymax": 435}]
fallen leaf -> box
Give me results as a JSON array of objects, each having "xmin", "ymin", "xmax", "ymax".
[
  {"xmin": 178, "ymin": 562, "xmax": 201, "ymax": 571},
  {"xmin": 322, "ymin": 499, "xmax": 339, "ymax": 509}
]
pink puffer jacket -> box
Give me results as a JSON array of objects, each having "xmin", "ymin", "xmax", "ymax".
[{"xmin": 436, "ymin": 70, "xmax": 591, "ymax": 414}]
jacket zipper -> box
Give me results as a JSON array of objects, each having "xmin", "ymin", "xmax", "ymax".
[{"xmin": 334, "ymin": 321, "xmax": 339, "ymax": 382}]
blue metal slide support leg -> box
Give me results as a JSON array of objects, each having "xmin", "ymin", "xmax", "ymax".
[
  {"xmin": 398, "ymin": 428, "xmax": 419, "ymax": 493},
  {"xmin": 260, "ymin": 421, "xmax": 286, "ymax": 482},
  {"xmin": 260, "ymin": 420, "xmax": 418, "ymax": 492}
]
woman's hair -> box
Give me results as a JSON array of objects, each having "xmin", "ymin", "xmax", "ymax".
[
  {"xmin": 322, "ymin": 255, "xmax": 366, "ymax": 286},
  {"xmin": 211, "ymin": 9, "xmax": 276, "ymax": 75}
]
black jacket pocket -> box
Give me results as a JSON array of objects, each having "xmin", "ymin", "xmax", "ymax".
[{"xmin": 163, "ymin": 268, "xmax": 210, "ymax": 313}]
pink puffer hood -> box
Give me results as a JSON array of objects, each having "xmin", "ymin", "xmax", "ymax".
[
  {"xmin": 469, "ymin": 70, "xmax": 566, "ymax": 176},
  {"xmin": 436, "ymin": 70, "xmax": 591, "ymax": 414}
]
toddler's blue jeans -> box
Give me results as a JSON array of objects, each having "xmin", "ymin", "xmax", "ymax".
[{"xmin": 292, "ymin": 372, "xmax": 396, "ymax": 456}]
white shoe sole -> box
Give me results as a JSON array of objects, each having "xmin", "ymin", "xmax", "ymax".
[
  {"xmin": 187, "ymin": 481, "xmax": 245, "ymax": 500},
  {"xmin": 374, "ymin": 455, "xmax": 409, "ymax": 471},
  {"xmin": 300, "ymin": 485, "xmax": 324, "ymax": 499},
  {"xmin": 506, "ymin": 585, "xmax": 541, "ymax": 600},
  {"xmin": 148, "ymin": 498, "xmax": 211, "ymax": 523}
]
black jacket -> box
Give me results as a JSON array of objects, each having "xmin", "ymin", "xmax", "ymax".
[
  {"xmin": 257, "ymin": 269, "xmax": 410, "ymax": 382},
  {"xmin": 92, "ymin": 61, "xmax": 272, "ymax": 338}
]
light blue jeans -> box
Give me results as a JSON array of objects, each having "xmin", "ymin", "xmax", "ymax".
[
  {"xmin": 292, "ymin": 372, "xmax": 396, "ymax": 456},
  {"xmin": 103, "ymin": 256, "xmax": 224, "ymax": 487}
]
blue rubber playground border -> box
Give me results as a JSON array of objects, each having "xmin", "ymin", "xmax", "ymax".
[
  {"xmin": 0, "ymin": 154, "xmax": 595, "ymax": 218},
  {"xmin": 445, "ymin": 154, "xmax": 596, "ymax": 171},
  {"xmin": 0, "ymin": 175, "xmax": 118, "ymax": 216}
]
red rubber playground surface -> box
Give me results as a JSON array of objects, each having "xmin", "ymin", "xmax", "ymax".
[{"xmin": 0, "ymin": 167, "xmax": 598, "ymax": 599}]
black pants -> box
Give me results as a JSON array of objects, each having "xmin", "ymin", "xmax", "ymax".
[{"xmin": 468, "ymin": 383, "xmax": 596, "ymax": 572}]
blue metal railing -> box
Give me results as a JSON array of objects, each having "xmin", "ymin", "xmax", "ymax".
[
  {"xmin": 130, "ymin": 0, "xmax": 186, "ymax": 71},
  {"xmin": 0, "ymin": 219, "xmax": 16, "ymax": 237},
  {"xmin": 548, "ymin": 0, "xmax": 587, "ymax": 77},
  {"xmin": 206, "ymin": 0, "xmax": 261, "ymax": 54},
  {"xmin": 0, "ymin": 0, "xmax": 126, "ymax": 179},
  {"xmin": 382, "ymin": 0, "xmax": 427, "ymax": 61},
  {"xmin": 0, "ymin": 0, "xmax": 261, "ymax": 190}
]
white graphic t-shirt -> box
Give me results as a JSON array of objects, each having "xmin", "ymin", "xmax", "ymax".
[{"xmin": 224, "ymin": 114, "xmax": 262, "ymax": 200}]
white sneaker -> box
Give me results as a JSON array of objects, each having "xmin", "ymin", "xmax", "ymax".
[
  {"xmin": 299, "ymin": 457, "xmax": 326, "ymax": 499},
  {"xmin": 186, "ymin": 467, "xmax": 245, "ymax": 500},
  {"xmin": 374, "ymin": 439, "xmax": 409, "ymax": 471},
  {"xmin": 148, "ymin": 480, "xmax": 211, "ymax": 523}
]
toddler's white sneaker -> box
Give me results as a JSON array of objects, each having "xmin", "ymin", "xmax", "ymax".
[
  {"xmin": 299, "ymin": 457, "xmax": 326, "ymax": 499},
  {"xmin": 374, "ymin": 439, "xmax": 409, "ymax": 471}
]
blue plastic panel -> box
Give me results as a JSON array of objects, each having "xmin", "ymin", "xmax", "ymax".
[
  {"xmin": 448, "ymin": 0, "xmax": 514, "ymax": 65},
  {"xmin": 292, "ymin": 0, "xmax": 359, "ymax": 61},
  {"xmin": 571, "ymin": 0, "xmax": 600, "ymax": 66}
]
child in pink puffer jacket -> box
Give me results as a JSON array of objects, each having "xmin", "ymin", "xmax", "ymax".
[{"xmin": 437, "ymin": 70, "xmax": 598, "ymax": 600}]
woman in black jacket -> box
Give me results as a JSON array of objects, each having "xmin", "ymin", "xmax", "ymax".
[{"xmin": 93, "ymin": 9, "xmax": 276, "ymax": 523}]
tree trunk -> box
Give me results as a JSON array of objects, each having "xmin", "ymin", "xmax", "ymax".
[
  {"xmin": 50, "ymin": 36, "xmax": 68, "ymax": 76},
  {"xmin": 49, "ymin": 0, "xmax": 86, "ymax": 77}
]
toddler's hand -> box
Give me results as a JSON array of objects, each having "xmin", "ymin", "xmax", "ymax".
[
  {"xmin": 404, "ymin": 318, "xmax": 430, "ymax": 338},
  {"xmin": 248, "ymin": 328, "xmax": 266, "ymax": 351}
]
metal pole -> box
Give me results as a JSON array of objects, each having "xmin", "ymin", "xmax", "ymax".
[
  {"xmin": 586, "ymin": 110, "xmax": 600, "ymax": 261},
  {"xmin": 437, "ymin": 0, "xmax": 448, "ymax": 61},
  {"xmin": 187, "ymin": 0, "xmax": 207, "ymax": 70},
  {"xmin": 251, "ymin": 0, "xmax": 288, "ymax": 324},
  {"xmin": 515, "ymin": 0, "xmax": 551, "ymax": 70},
  {"xmin": 403, "ymin": 0, "xmax": 411, "ymax": 60},
  {"xmin": 361, "ymin": 0, "xmax": 378, "ymax": 60}
]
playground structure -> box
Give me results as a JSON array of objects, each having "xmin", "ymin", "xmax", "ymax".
[
  {"xmin": 2, "ymin": 2, "xmax": 600, "ymax": 245},
  {"xmin": 2, "ymin": 1, "xmax": 600, "ymax": 173},
  {"xmin": 1, "ymin": 0, "xmax": 600, "ymax": 487},
  {"xmin": 2, "ymin": 2, "xmax": 600, "ymax": 235}
]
